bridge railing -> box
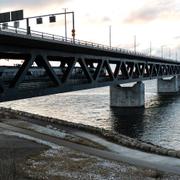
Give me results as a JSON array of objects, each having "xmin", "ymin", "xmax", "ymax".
[{"xmin": 0, "ymin": 24, "xmax": 176, "ymax": 62}]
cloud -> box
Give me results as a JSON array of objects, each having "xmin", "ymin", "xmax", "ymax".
[
  {"xmin": 124, "ymin": 0, "xmax": 178, "ymax": 24},
  {"xmin": 0, "ymin": 0, "xmax": 71, "ymax": 13},
  {"xmin": 0, "ymin": 0, "xmax": 68, "ymax": 7}
]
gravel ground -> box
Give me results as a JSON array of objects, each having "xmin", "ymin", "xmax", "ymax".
[
  {"xmin": 22, "ymin": 145, "xmax": 180, "ymax": 180},
  {"xmin": 0, "ymin": 109, "xmax": 180, "ymax": 180},
  {"xmin": 0, "ymin": 133, "xmax": 179, "ymax": 180},
  {"xmin": 0, "ymin": 134, "xmax": 48, "ymax": 180}
]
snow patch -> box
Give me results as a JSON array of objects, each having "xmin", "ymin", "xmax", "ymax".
[
  {"xmin": 8, "ymin": 120, "xmax": 67, "ymax": 139},
  {"xmin": 96, "ymin": 161, "xmax": 127, "ymax": 173},
  {"xmin": 42, "ymin": 148, "xmax": 63, "ymax": 158},
  {"xmin": 0, "ymin": 130, "xmax": 61, "ymax": 149}
]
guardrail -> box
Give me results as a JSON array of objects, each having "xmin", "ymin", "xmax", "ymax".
[{"xmin": 0, "ymin": 24, "xmax": 177, "ymax": 62}]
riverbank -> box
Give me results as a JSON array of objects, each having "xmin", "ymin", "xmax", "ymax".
[
  {"xmin": 1, "ymin": 107, "xmax": 180, "ymax": 159},
  {"xmin": 1, "ymin": 134, "xmax": 178, "ymax": 179},
  {"xmin": 0, "ymin": 107, "xmax": 180, "ymax": 179}
]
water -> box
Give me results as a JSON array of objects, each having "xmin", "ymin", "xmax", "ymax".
[{"xmin": 1, "ymin": 80, "xmax": 180, "ymax": 150}]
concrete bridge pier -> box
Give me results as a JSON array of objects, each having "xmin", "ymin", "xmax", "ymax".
[
  {"xmin": 110, "ymin": 82, "xmax": 145, "ymax": 107},
  {"xmin": 158, "ymin": 76, "xmax": 179, "ymax": 94}
]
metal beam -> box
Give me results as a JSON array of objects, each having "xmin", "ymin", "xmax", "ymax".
[
  {"xmin": 61, "ymin": 58, "xmax": 76, "ymax": 83},
  {"xmin": 35, "ymin": 55, "xmax": 61, "ymax": 86},
  {"xmin": 78, "ymin": 58, "xmax": 93, "ymax": 82},
  {"xmin": 1, "ymin": 31, "xmax": 180, "ymax": 101},
  {"xmin": 93, "ymin": 60, "xmax": 103, "ymax": 81},
  {"xmin": 9, "ymin": 55, "xmax": 34, "ymax": 88}
]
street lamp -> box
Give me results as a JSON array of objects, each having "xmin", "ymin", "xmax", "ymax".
[
  {"xmin": 109, "ymin": 25, "xmax": 111, "ymax": 47},
  {"xmin": 175, "ymin": 50, "xmax": 178, "ymax": 61},
  {"xmin": 71, "ymin": 12, "xmax": 75, "ymax": 42},
  {"xmin": 134, "ymin": 35, "xmax": 137, "ymax": 54},
  {"xmin": 168, "ymin": 48, "xmax": 171, "ymax": 59},
  {"xmin": 63, "ymin": 8, "xmax": 68, "ymax": 40},
  {"xmin": 161, "ymin": 45, "xmax": 166, "ymax": 58},
  {"xmin": 149, "ymin": 41, "xmax": 152, "ymax": 56}
]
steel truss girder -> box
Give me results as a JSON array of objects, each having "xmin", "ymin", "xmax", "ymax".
[{"xmin": 0, "ymin": 49, "xmax": 180, "ymax": 102}]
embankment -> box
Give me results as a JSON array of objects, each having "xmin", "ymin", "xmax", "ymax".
[{"xmin": 0, "ymin": 107, "xmax": 180, "ymax": 159}]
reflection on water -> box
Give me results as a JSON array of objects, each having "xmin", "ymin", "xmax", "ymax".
[
  {"xmin": 110, "ymin": 108, "xmax": 145, "ymax": 139},
  {"xmin": 111, "ymin": 94, "xmax": 180, "ymax": 149},
  {"xmin": 1, "ymin": 80, "xmax": 180, "ymax": 150}
]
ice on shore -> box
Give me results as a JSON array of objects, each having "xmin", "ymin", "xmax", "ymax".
[
  {"xmin": 6, "ymin": 120, "xmax": 67, "ymax": 139},
  {"xmin": 0, "ymin": 130, "xmax": 62, "ymax": 150}
]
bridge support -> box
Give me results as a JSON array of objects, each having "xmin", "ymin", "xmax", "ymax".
[
  {"xmin": 110, "ymin": 82, "xmax": 145, "ymax": 107},
  {"xmin": 158, "ymin": 76, "xmax": 179, "ymax": 94}
]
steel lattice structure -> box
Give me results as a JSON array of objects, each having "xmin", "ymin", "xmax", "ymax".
[{"xmin": 0, "ymin": 28, "xmax": 180, "ymax": 102}]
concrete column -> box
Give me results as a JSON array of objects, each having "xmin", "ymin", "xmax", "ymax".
[
  {"xmin": 110, "ymin": 82, "xmax": 145, "ymax": 107},
  {"xmin": 158, "ymin": 76, "xmax": 179, "ymax": 93}
]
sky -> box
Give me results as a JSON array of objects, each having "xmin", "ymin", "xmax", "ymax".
[{"xmin": 1, "ymin": 0, "xmax": 180, "ymax": 59}]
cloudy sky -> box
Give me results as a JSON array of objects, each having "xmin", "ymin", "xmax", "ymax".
[{"xmin": 1, "ymin": 0, "xmax": 180, "ymax": 58}]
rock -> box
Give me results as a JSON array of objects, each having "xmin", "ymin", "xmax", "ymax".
[
  {"xmin": 160, "ymin": 148, "xmax": 168, "ymax": 155},
  {"xmin": 176, "ymin": 151, "xmax": 180, "ymax": 158},
  {"xmin": 167, "ymin": 150, "xmax": 177, "ymax": 157},
  {"xmin": 142, "ymin": 145, "xmax": 151, "ymax": 152}
]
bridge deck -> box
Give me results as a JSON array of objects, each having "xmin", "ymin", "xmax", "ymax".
[
  {"xmin": 0, "ymin": 26, "xmax": 178, "ymax": 64},
  {"xmin": 0, "ymin": 26, "xmax": 180, "ymax": 102}
]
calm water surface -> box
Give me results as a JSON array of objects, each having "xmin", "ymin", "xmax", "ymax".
[{"xmin": 1, "ymin": 80, "xmax": 180, "ymax": 150}]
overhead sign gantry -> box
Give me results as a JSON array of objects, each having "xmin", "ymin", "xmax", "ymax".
[{"xmin": 0, "ymin": 10, "xmax": 75, "ymax": 41}]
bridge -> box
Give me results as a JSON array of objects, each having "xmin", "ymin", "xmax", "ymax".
[{"xmin": 0, "ymin": 25, "xmax": 180, "ymax": 106}]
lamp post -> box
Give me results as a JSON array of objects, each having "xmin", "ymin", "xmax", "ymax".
[
  {"xmin": 109, "ymin": 25, "xmax": 111, "ymax": 47},
  {"xmin": 63, "ymin": 8, "xmax": 68, "ymax": 40},
  {"xmin": 134, "ymin": 35, "xmax": 136, "ymax": 54},
  {"xmin": 149, "ymin": 41, "xmax": 152, "ymax": 56},
  {"xmin": 168, "ymin": 48, "xmax": 171, "ymax": 59},
  {"xmin": 72, "ymin": 12, "xmax": 75, "ymax": 42},
  {"xmin": 161, "ymin": 45, "xmax": 166, "ymax": 58}
]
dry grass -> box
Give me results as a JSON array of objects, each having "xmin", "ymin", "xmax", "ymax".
[
  {"xmin": 21, "ymin": 147, "xmax": 174, "ymax": 180},
  {"xmin": 0, "ymin": 150, "xmax": 17, "ymax": 180}
]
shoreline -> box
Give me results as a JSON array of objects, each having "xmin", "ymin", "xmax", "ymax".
[{"xmin": 0, "ymin": 106, "xmax": 180, "ymax": 159}]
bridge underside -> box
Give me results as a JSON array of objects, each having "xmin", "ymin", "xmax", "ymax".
[
  {"xmin": 0, "ymin": 47, "xmax": 179, "ymax": 102},
  {"xmin": 0, "ymin": 30, "xmax": 180, "ymax": 102}
]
